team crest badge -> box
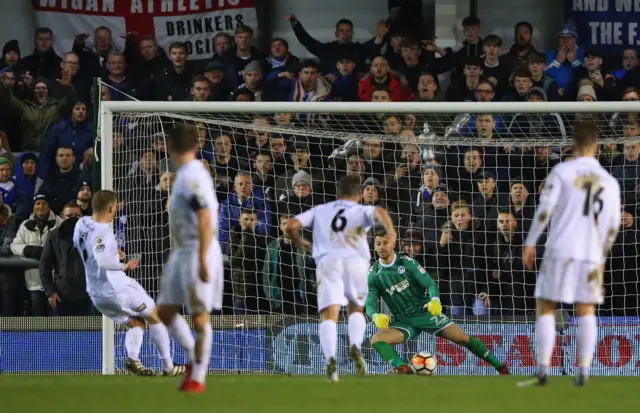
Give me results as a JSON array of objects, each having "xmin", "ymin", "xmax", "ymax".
[{"xmin": 398, "ymin": 266, "xmax": 406, "ymax": 274}]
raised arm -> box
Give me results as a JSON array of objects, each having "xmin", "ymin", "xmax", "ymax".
[{"xmin": 287, "ymin": 15, "xmax": 327, "ymax": 58}]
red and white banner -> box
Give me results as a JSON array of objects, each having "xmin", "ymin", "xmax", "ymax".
[{"xmin": 32, "ymin": 0, "xmax": 257, "ymax": 60}]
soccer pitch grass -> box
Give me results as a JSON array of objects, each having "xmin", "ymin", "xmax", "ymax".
[{"xmin": 2, "ymin": 375, "xmax": 639, "ymax": 413}]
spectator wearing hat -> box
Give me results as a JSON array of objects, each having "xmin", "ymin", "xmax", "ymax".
[
  {"xmin": 606, "ymin": 205, "xmax": 640, "ymax": 316},
  {"xmin": 0, "ymin": 157, "xmax": 15, "ymax": 207},
  {"xmin": 576, "ymin": 81, "xmax": 597, "ymax": 102},
  {"xmin": 21, "ymin": 27, "xmax": 62, "ymax": 81},
  {"xmin": 324, "ymin": 54, "xmax": 360, "ymax": 102},
  {"xmin": 446, "ymin": 57, "xmax": 482, "ymax": 102},
  {"xmin": 503, "ymin": 21, "xmax": 539, "ymax": 75},
  {"xmin": 358, "ymin": 56, "xmax": 412, "ymax": 102},
  {"xmin": 451, "ymin": 16, "xmax": 484, "ymax": 77},
  {"xmin": 471, "ymin": 169, "xmax": 505, "ymax": 228},
  {"xmin": 11, "ymin": 193, "xmax": 62, "ymax": 316},
  {"xmin": 0, "ymin": 204, "xmax": 19, "ymax": 315},
  {"xmin": 571, "ymin": 49, "xmax": 619, "ymax": 101},
  {"xmin": 0, "ymin": 39, "xmax": 21, "ymax": 74},
  {"xmin": 401, "ymin": 228, "xmax": 426, "ymax": 265},
  {"xmin": 278, "ymin": 170, "xmax": 323, "ymax": 216},
  {"xmin": 75, "ymin": 182, "xmax": 92, "ymax": 216},
  {"xmin": 361, "ymin": 177, "xmax": 396, "ymax": 221},
  {"xmin": 218, "ymin": 171, "xmax": 272, "ymax": 249},
  {"xmin": 285, "ymin": 14, "xmax": 387, "ymax": 75},
  {"xmin": 13, "ymin": 152, "xmax": 42, "ymax": 224},
  {"xmin": 39, "ymin": 99, "xmax": 92, "ymax": 180},
  {"xmin": 39, "ymin": 202, "xmax": 90, "ymax": 316},
  {"xmin": 545, "ymin": 22, "xmax": 585, "ymax": 98},
  {"xmin": 40, "ymin": 146, "xmax": 84, "ymax": 215},
  {"xmin": 528, "ymin": 52, "xmax": 561, "ymax": 101},
  {"xmin": 0, "ymin": 70, "xmax": 74, "ymax": 151},
  {"xmin": 265, "ymin": 38, "xmax": 301, "ymax": 80},
  {"xmin": 229, "ymin": 60, "xmax": 265, "ymax": 101},
  {"xmin": 275, "ymin": 140, "xmax": 332, "ymax": 197},
  {"xmin": 219, "ymin": 25, "xmax": 267, "ymax": 89},
  {"xmin": 415, "ymin": 184, "xmax": 451, "ymax": 250},
  {"xmin": 203, "ymin": 60, "xmax": 230, "ymax": 101}
]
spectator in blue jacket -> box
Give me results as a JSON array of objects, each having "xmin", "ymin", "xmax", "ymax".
[
  {"xmin": 0, "ymin": 157, "xmax": 15, "ymax": 207},
  {"xmin": 324, "ymin": 54, "xmax": 360, "ymax": 102},
  {"xmin": 39, "ymin": 99, "xmax": 92, "ymax": 179},
  {"xmin": 545, "ymin": 23, "xmax": 584, "ymax": 98},
  {"xmin": 219, "ymin": 171, "xmax": 272, "ymax": 248},
  {"xmin": 13, "ymin": 152, "xmax": 42, "ymax": 223}
]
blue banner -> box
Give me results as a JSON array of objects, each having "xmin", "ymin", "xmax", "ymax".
[
  {"xmin": 565, "ymin": 0, "xmax": 640, "ymax": 54},
  {"xmin": 1, "ymin": 320, "xmax": 639, "ymax": 375}
]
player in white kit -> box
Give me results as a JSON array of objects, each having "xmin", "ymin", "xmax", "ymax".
[
  {"xmin": 73, "ymin": 190, "xmax": 186, "ymax": 377},
  {"xmin": 518, "ymin": 122, "xmax": 621, "ymax": 387},
  {"xmin": 284, "ymin": 175, "xmax": 396, "ymax": 382},
  {"xmin": 156, "ymin": 124, "xmax": 223, "ymax": 394}
]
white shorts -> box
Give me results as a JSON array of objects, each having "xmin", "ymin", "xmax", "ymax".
[
  {"xmin": 535, "ymin": 257, "xmax": 604, "ymax": 305},
  {"xmin": 158, "ymin": 243, "xmax": 224, "ymax": 314},
  {"xmin": 92, "ymin": 278, "xmax": 155, "ymax": 325},
  {"xmin": 316, "ymin": 257, "xmax": 370, "ymax": 311}
]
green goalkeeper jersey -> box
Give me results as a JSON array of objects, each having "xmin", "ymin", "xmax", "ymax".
[{"xmin": 365, "ymin": 253, "xmax": 440, "ymax": 318}]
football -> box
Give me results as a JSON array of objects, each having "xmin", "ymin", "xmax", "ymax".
[{"xmin": 411, "ymin": 352, "xmax": 437, "ymax": 376}]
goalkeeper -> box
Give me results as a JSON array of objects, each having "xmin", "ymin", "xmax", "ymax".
[{"xmin": 366, "ymin": 229, "xmax": 511, "ymax": 375}]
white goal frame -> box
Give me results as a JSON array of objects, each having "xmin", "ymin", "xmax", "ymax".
[{"xmin": 99, "ymin": 100, "xmax": 640, "ymax": 375}]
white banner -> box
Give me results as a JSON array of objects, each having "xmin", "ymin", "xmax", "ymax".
[{"xmin": 32, "ymin": 0, "xmax": 257, "ymax": 60}]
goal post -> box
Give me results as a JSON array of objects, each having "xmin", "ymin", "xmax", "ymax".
[{"xmin": 97, "ymin": 100, "xmax": 640, "ymax": 376}]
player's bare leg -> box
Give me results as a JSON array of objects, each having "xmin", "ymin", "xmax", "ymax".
[
  {"xmin": 439, "ymin": 324, "xmax": 510, "ymax": 374},
  {"xmin": 518, "ymin": 299, "xmax": 556, "ymax": 387},
  {"xmin": 188, "ymin": 311, "xmax": 212, "ymax": 392},
  {"xmin": 320, "ymin": 304, "xmax": 340, "ymax": 382},
  {"xmin": 158, "ymin": 304, "xmax": 196, "ymax": 389},
  {"xmin": 124, "ymin": 317, "xmax": 154, "ymax": 376},
  {"xmin": 575, "ymin": 302, "xmax": 597, "ymax": 386},
  {"xmin": 370, "ymin": 328, "xmax": 413, "ymax": 374},
  {"xmin": 346, "ymin": 302, "xmax": 367, "ymax": 377},
  {"xmin": 145, "ymin": 308, "xmax": 187, "ymax": 376}
]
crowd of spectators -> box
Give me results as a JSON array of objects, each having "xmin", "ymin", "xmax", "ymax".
[{"xmin": 0, "ymin": 10, "xmax": 637, "ymax": 318}]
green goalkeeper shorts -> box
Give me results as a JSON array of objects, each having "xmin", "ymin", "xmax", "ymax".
[{"xmin": 389, "ymin": 313, "xmax": 454, "ymax": 342}]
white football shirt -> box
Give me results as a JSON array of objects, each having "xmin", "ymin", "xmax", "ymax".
[
  {"xmin": 73, "ymin": 216, "xmax": 130, "ymax": 298},
  {"xmin": 525, "ymin": 157, "xmax": 621, "ymax": 264},
  {"xmin": 295, "ymin": 200, "xmax": 377, "ymax": 263},
  {"xmin": 169, "ymin": 159, "xmax": 219, "ymax": 249}
]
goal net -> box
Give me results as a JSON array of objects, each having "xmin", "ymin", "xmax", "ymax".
[{"xmin": 96, "ymin": 101, "xmax": 639, "ymax": 376}]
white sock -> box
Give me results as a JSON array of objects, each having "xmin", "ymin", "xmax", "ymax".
[
  {"xmin": 150, "ymin": 323, "xmax": 174, "ymax": 372},
  {"xmin": 167, "ymin": 314, "xmax": 195, "ymax": 362},
  {"xmin": 578, "ymin": 315, "xmax": 597, "ymax": 377},
  {"xmin": 319, "ymin": 320, "xmax": 337, "ymax": 363},
  {"xmin": 192, "ymin": 323, "xmax": 212, "ymax": 384},
  {"xmin": 348, "ymin": 312, "xmax": 366, "ymax": 350},
  {"xmin": 125, "ymin": 326, "xmax": 144, "ymax": 361},
  {"xmin": 536, "ymin": 314, "xmax": 556, "ymax": 376}
]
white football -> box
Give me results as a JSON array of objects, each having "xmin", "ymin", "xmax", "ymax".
[{"xmin": 411, "ymin": 351, "xmax": 437, "ymax": 376}]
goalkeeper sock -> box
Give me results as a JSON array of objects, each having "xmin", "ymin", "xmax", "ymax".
[
  {"xmin": 167, "ymin": 314, "xmax": 195, "ymax": 362},
  {"xmin": 149, "ymin": 323, "xmax": 174, "ymax": 372},
  {"xmin": 125, "ymin": 326, "xmax": 144, "ymax": 361},
  {"xmin": 319, "ymin": 320, "xmax": 337, "ymax": 363},
  {"xmin": 536, "ymin": 314, "xmax": 556, "ymax": 376},
  {"xmin": 578, "ymin": 315, "xmax": 597, "ymax": 377},
  {"xmin": 372, "ymin": 341, "xmax": 407, "ymax": 368},
  {"xmin": 465, "ymin": 337, "xmax": 503, "ymax": 368},
  {"xmin": 192, "ymin": 323, "xmax": 212, "ymax": 384},
  {"xmin": 348, "ymin": 312, "xmax": 366, "ymax": 350}
]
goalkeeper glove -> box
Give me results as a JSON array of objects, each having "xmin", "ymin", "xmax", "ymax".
[
  {"xmin": 372, "ymin": 313, "xmax": 390, "ymax": 329},
  {"xmin": 425, "ymin": 298, "xmax": 442, "ymax": 316}
]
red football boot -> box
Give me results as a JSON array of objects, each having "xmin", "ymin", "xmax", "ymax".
[{"xmin": 181, "ymin": 380, "xmax": 206, "ymax": 394}]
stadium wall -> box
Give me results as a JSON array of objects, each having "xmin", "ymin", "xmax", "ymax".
[{"xmin": 0, "ymin": 316, "xmax": 638, "ymax": 376}]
